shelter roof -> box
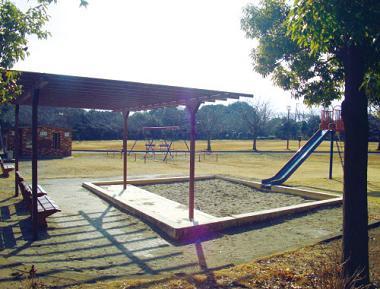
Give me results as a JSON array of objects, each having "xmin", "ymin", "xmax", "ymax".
[{"xmin": 14, "ymin": 71, "xmax": 252, "ymax": 111}]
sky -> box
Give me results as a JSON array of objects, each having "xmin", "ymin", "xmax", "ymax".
[{"xmin": 14, "ymin": 0, "xmax": 311, "ymax": 114}]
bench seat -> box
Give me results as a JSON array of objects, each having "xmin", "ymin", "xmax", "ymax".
[
  {"xmin": 37, "ymin": 195, "xmax": 61, "ymax": 227},
  {"xmin": 18, "ymin": 179, "xmax": 60, "ymax": 227},
  {"xmin": 19, "ymin": 182, "xmax": 46, "ymax": 204},
  {"xmin": 0, "ymin": 157, "xmax": 14, "ymax": 177},
  {"xmin": 16, "ymin": 171, "xmax": 24, "ymax": 183}
]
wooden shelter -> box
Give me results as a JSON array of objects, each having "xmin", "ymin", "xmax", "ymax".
[{"xmin": 12, "ymin": 71, "xmax": 252, "ymax": 239}]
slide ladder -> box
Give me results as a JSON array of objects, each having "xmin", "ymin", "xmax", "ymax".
[{"xmin": 262, "ymin": 129, "xmax": 330, "ymax": 187}]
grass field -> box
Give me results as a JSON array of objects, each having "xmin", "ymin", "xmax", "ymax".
[{"xmin": 72, "ymin": 139, "xmax": 380, "ymax": 152}]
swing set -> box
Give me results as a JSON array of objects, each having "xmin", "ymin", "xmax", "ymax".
[{"xmin": 128, "ymin": 126, "xmax": 190, "ymax": 161}]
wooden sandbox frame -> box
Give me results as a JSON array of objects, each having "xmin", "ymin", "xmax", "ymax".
[{"xmin": 83, "ymin": 175, "xmax": 342, "ymax": 241}]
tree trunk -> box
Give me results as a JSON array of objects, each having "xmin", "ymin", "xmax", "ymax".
[
  {"xmin": 252, "ymin": 138, "xmax": 257, "ymax": 151},
  {"xmin": 341, "ymin": 45, "xmax": 369, "ymax": 286},
  {"xmin": 206, "ymin": 138, "xmax": 212, "ymax": 152}
]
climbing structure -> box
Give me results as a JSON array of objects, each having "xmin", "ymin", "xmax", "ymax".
[{"xmin": 262, "ymin": 106, "xmax": 344, "ymax": 187}]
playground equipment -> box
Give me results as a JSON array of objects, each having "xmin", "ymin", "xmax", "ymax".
[
  {"xmin": 262, "ymin": 106, "xmax": 344, "ymax": 187},
  {"xmin": 140, "ymin": 126, "xmax": 189, "ymax": 161}
]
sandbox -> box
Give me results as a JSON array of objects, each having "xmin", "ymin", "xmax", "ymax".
[
  {"xmin": 139, "ymin": 179, "xmax": 314, "ymax": 217},
  {"xmin": 82, "ymin": 175, "xmax": 342, "ymax": 241}
]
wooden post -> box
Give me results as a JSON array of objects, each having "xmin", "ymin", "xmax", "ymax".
[
  {"xmin": 286, "ymin": 105, "xmax": 291, "ymax": 150},
  {"xmin": 122, "ymin": 110, "xmax": 130, "ymax": 190},
  {"xmin": 14, "ymin": 104, "xmax": 19, "ymax": 197},
  {"xmin": 32, "ymin": 89, "xmax": 39, "ymax": 240},
  {"xmin": 186, "ymin": 102, "xmax": 200, "ymax": 221}
]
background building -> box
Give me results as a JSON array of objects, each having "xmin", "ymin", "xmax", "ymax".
[{"xmin": 5, "ymin": 126, "xmax": 72, "ymax": 158}]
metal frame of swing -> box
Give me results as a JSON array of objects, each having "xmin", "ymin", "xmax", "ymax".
[{"xmin": 142, "ymin": 126, "xmax": 181, "ymax": 161}]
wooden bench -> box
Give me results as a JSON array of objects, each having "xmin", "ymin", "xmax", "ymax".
[
  {"xmin": 16, "ymin": 171, "xmax": 24, "ymax": 183},
  {"xmin": 18, "ymin": 180, "xmax": 60, "ymax": 227},
  {"xmin": 36, "ymin": 195, "xmax": 61, "ymax": 227},
  {"xmin": 19, "ymin": 181, "xmax": 47, "ymax": 204},
  {"xmin": 0, "ymin": 156, "xmax": 14, "ymax": 177},
  {"xmin": 16, "ymin": 171, "xmax": 25, "ymax": 191}
]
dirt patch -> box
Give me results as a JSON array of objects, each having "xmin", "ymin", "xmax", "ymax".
[{"xmin": 139, "ymin": 179, "xmax": 313, "ymax": 217}]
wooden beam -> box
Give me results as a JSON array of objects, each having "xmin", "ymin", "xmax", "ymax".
[
  {"xmin": 32, "ymin": 89, "xmax": 39, "ymax": 240},
  {"xmin": 186, "ymin": 101, "xmax": 201, "ymax": 221},
  {"xmin": 15, "ymin": 71, "xmax": 253, "ymax": 110},
  {"xmin": 123, "ymin": 110, "xmax": 130, "ymax": 190},
  {"xmin": 14, "ymin": 104, "xmax": 19, "ymax": 197}
]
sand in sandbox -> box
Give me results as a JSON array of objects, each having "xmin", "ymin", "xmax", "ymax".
[{"xmin": 139, "ymin": 179, "xmax": 313, "ymax": 217}]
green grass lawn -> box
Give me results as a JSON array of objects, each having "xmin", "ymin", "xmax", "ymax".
[{"xmin": 72, "ymin": 139, "xmax": 380, "ymax": 152}]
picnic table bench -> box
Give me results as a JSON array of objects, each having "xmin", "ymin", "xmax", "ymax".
[
  {"xmin": 16, "ymin": 171, "xmax": 60, "ymax": 227},
  {"xmin": 0, "ymin": 156, "xmax": 14, "ymax": 177}
]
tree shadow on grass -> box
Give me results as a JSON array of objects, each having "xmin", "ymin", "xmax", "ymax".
[
  {"xmin": 222, "ymin": 204, "xmax": 342, "ymax": 237},
  {"xmin": 298, "ymin": 184, "xmax": 342, "ymax": 194},
  {"xmin": 0, "ymin": 225, "xmax": 16, "ymax": 249},
  {"xmin": 368, "ymin": 191, "xmax": 380, "ymax": 199},
  {"xmin": 0, "ymin": 196, "xmax": 17, "ymax": 205},
  {"xmin": 1, "ymin": 204, "xmax": 199, "ymax": 288},
  {"xmin": 0, "ymin": 205, "xmax": 11, "ymax": 221}
]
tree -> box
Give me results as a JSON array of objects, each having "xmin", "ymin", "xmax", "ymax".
[
  {"xmin": 239, "ymin": 100, "xmax": 271, "ymax": 150},
  {"xmin": 273, "ymin": 116, "xmax": 298, "ymax": 140},
  {"xmin": 242, "ymin": 0, "xmax": 380, "ymax": 285},
  {"xmin": 0, "ymin": 0, "xmax": 87, "ymax": 103},
  {"xmin": 197, "ymin": 105, "xmax": 225, "ymax": 151},
  {"xmin": 365, "ymin": 72, "xmax": 380, "ymax": 151},
  {"xmin": 369, "ymin": 114, "xmax": 380, "ymax": 150},
  {"xmin": 299, "ymin": 114, "xmax": 320, "ymax": 139}
]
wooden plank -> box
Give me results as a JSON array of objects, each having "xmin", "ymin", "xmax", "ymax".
[
  {"xmin": 187, "ymin": 101, "xmax": 201, "ymax": 221},
  {"xmin": 123, "ymin": 110, "xmax": 130, "ymax": 190},
  {"xmin": 37, "ymin": 195, "xmax": 60, "ymax": 212},
  {"xmin": 32, "ymin": 88, "xmax": 39, "ymax": 240},
  {"xmin": 15, "ymin": 71, "xmax": 252, "ymax": 110}
]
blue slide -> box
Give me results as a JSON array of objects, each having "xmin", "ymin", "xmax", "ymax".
[{"xmin": 262, "ymin": 129, "xmax": 330, "ymax": 187}]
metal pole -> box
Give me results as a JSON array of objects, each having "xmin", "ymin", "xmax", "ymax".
[
  {"xmin": 329, "ymin": 130, "xmax": 334, "ymax": 179},
  {"xmin": 187, "ymin": 102, "xmax": 199, "ymax": 221},
  {"xmin": 32, "ymin": 89, "xmax": 39, "ymax": 240},
  {"xmin": 14, "ymin": 104, "xmax": 19, "ymax": 197},
  {"xmin": 123, "ymin": 110, "xmax": 130, "ymax": 190},
  {"xmin": 286, "ymin": 105, "xmax": 291, "ymax": 150}
]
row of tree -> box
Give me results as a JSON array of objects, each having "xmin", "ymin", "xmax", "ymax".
[{"xmin": 0, "ymin": 101, "xmax": 379, "ymax": 150}]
